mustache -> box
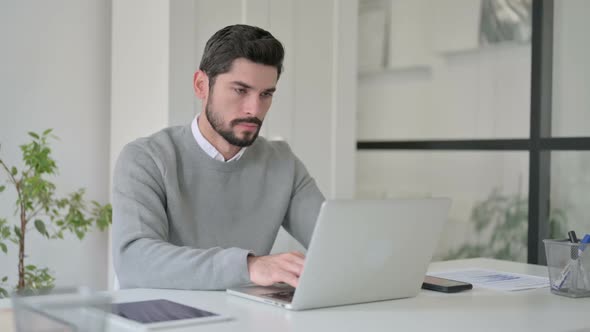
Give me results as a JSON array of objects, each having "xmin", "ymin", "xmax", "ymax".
[{"xmin": 231, "ymin": 117, "xmax": 263, "ymax": 127}]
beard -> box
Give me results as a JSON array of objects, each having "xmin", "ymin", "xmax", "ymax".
[{"xmin": 205, "ymin": 99, "xmax": 263, "ymax": 147}]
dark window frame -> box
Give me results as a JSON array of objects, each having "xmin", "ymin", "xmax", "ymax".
[{"xmin": 357, "ymin": 0, "xmax": 590, "ymax": 265}]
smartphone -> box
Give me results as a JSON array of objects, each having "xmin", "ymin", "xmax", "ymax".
[{"xmin": 422, "ymin": 275, "xmax": 473, "ymax": 293}]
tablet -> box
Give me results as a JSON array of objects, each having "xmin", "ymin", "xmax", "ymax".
[{"xmin": 106, "ymin": 299, "xmax": 231, "ymax": 331}]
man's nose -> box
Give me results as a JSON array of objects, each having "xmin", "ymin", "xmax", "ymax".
[{"xmin": 243, "ymin": 94, "xmax": 263, "ymax": 116}]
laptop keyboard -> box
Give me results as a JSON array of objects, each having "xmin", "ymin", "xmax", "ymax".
[{"xmin": 262, "ymin": 290, "xmax": 295, "ymax": 302}]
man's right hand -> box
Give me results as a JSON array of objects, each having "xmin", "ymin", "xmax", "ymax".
[{"xmin": 247, "ymin": 251, "xmax": 305, "ymax": 288}]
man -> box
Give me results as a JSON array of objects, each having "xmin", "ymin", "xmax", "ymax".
[{"xmin": 112, "ymin": 24, "xmax": 325, "ymax": 290}]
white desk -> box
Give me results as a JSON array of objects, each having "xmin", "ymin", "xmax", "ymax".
[{"xmin": 2, "ymin": 258, "xmax": 590, "ymax": 331}]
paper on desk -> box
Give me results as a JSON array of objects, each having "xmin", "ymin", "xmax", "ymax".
[{"xmin": 428, "ymin": 268, "xmax": 549, "ymax": 291}]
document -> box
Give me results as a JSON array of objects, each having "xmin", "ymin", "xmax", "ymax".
[{"xmin": 428, "ymin": 268, "xmax": 549, "ymax": 291}]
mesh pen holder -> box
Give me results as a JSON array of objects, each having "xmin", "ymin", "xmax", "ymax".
[
  {"xmin": 11, "ymin": 287, "xmax": 111, "ymax": 332},
  {"xmin": 543, "ymin": 239, "xmax": 590, "ymax": 298}
]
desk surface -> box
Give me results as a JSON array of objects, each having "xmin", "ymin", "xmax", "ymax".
[{"xmin": 2, "ymin": 258, "xmax": 590, "ymax": 331}]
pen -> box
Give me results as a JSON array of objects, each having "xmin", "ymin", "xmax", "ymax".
[
  {"xmin": 568, "ymin": 230, "xmax": 579, "ymax": 243},
  {"xmin": 579, "ymin": 234, "xmax": 590, "ymax": 251},
  {"xmin": 568, "ymin": 231, "xmax": 579, "ymax": 260},
  {"xmin": 579, "ymin": 234, "xmax": 590, "ymax": 289}
]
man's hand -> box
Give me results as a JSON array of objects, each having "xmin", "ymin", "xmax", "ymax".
[{"xmin": 247, "ymin": 251, "xmax": 305, "ymax": 288}]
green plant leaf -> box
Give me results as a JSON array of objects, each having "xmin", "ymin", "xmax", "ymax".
[
  {"xmin": 22, "ymin": 265, "xmax": 55, "ymax": 292},
  {"xmin": 1, "ymin": 276, "xmax": 7, "ymax": 282},
  {"xmin": 13, "ymin": 226, "xmax": 22, "ymax": 240},
  {"xmin": 92, "ymin": 202, "xmax": 112, "ymax": 231},
  {"xmin": 34, "ymin": 220, "xmax": 49, "ymax": 238},
  {"xmin": 0, "ymin": 287, "xmax": 8, "ymax": 298},
  {"xmin": 2, "ymin": 130, "xmax": 113, "ymax": 293},
  {"xmin": 0, "ymin": 222, "xmax": 10, "ymax": 239}
]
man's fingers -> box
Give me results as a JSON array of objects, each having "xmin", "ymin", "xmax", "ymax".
[
  {"xmin": 279, "ymin": 260, "xmax": 304, "ymax": 277},
  {"xmin": 283, "ymin": 254, "xmax": 304, "ymax": 267},
  {"xmin": 289, "ymin": 251, "xmax": 306, "ymax": 259},
  {"xmin": 283, "ymin": 252, "xmax": 305, "ymax": 267},
  {"xmin": 248, "ymin": 253, "xmax": 305, "ymax": 287},
  {"xmin": 278, "ymin": 271, "xmax": 299, "ymax": 288}
]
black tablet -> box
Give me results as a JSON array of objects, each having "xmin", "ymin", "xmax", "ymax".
[{"xmin": 108, "ymin": 299, "xmax": 231, "ymax": 330}]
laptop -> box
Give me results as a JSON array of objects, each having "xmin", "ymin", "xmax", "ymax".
[{"xmin": 227, "ymin": 198, "xmax": 451, "ymax": 310}]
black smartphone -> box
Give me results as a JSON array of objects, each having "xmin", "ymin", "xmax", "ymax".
[{"xmin": 422, "ymin": 275, "xmax": 473, "ymax": 293}]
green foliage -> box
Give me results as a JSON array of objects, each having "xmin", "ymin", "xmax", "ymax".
[
  {"xmin": 0, "ymin": 129, "xmax": 112, "ymax": 298},
  {"xmin": 23, "ymin": 265, "xmax": 55, "ymax": 291},
  {"xmin": 0, "ymin": 219, "xmax": 10, "ymax": 253},
  {"xmin": 443, "ymin": 188, "xmax": 567, "ymax": 261}
]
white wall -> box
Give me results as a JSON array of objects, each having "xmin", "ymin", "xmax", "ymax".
[
  {"xmin": 110, "ymin": 0, "xmax": 173, "ymax": 290},
  {"xmin": 110, "ymin": 0, "xmax": 170, "ymax": 172},
  {"xmin": 169, "ymin": 0, "xmax": 199, "ymax": 127},
  {"xmin": 0, "ymin": 0, "xmax": 111, "ymax": 290}
]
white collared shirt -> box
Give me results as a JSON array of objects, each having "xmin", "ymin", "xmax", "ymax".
[{"xmin": 191, "ymin": 115, "xmax": 246, "ymax": 162}]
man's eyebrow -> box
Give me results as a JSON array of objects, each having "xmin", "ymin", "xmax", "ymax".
[
  {"xmin": 231, "ymin": 81, "xmax": 253, "ymax": 89},
  {"xmin": 231, "ymin": 81, "xmax": 276, "ymax": 92}
]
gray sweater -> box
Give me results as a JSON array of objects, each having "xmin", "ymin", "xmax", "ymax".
[{"xmin": 112, "ymin": 124, "xmax": 325, "ymax": 290}]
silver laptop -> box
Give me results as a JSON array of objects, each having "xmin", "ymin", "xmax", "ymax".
[{"xmin": 227, "ymin": 198, "xmax": 451, "ymax": 310}]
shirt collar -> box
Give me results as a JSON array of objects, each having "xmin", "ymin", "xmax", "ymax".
[{"xmin": 191, "ymin": 115, "xmax": 246, "ymax": 162}]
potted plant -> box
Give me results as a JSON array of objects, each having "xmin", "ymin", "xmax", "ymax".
[{"xmin": 0, "ymin": 130, "xmax": 112, "ymax": 297}]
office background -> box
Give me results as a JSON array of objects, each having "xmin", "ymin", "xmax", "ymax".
[{"xmin": 0, "ymin": 0, "xmax": 589, "ymax": 292}]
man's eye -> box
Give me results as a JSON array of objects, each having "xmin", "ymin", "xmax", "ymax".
[
  {"xmin": 261, "ymin": 92, "xmax": 274, "ymax": 98},
  {"xmin": 235, "ymin": 88, "xmax": 247, "ymax": 95}
]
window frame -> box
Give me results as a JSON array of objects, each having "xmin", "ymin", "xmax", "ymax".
[{"xmin": 356, "ymin": 0, "xmax": 590, "ymax": 265}]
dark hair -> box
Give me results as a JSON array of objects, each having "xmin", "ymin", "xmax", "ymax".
[{"xmin": 199, "ymin": 24, "xmax": 284, "ymax": 86}]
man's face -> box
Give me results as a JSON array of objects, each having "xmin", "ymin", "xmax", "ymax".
[{"xmin": 204, "ymin": 58, "xmax": 278, "ymax": 147}]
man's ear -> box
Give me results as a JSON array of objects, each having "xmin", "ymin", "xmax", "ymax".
[{"xmin": 193, "ymin": 70, "xmax": 209, "ymax": 99}]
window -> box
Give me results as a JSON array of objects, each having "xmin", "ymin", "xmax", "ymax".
[{"xmin": 356, "ymin": 0, "xmax": 590, "ymax": 264}]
